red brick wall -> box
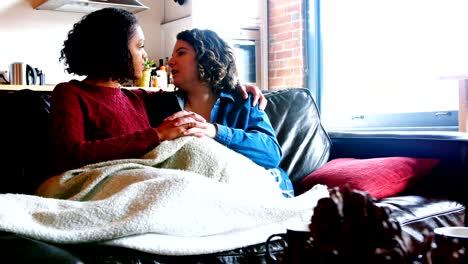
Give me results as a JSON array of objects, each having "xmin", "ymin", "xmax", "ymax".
[{"xmin": 267, "ymin": 0, "xmax": 306, "ymax": 90}]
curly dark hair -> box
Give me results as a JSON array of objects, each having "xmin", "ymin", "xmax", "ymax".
[
  {"xmin": 59, "ymin": 8, "xmax": 138, "ymax": 82},
  {"xmin": 176, "ymin": 29, "xmax": 238, "ymax": 93}
]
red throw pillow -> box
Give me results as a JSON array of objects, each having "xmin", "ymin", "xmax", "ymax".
[{"xmin": 297, "ymin": 157, "xmax": 440, "ymax": 199}]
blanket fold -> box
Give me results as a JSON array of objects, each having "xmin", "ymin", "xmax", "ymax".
[{"xmin": 1, "ymin": 136, "xmax": 328, "ymax": 255}]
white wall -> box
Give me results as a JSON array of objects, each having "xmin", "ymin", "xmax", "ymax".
[
  {"xmin": 0, "ymin": 0, "xmax": 163, "ymax": 85},
  {"xmin": 137, "ymin": 0, "xmax": 163, "ymax": 66}
]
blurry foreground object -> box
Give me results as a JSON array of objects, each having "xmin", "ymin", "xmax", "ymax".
[{"xmin": 309, "ymin": 185, "xmax": 466, "ymax": 264}]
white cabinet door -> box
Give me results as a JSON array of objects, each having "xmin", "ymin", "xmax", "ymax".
[{"xmin": 160, "ymin": 16, "xmax": 193, "ymax": 60}]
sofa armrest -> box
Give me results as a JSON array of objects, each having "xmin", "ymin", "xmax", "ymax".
[
  {"xmin": 328, "ymin": 130, "xmax": 468, "ymax": 202},
  {"xmin": 328, "ymin": 131, "xmax": 468, "ymax": 162}
]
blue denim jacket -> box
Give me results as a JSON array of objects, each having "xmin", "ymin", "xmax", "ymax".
[{"xmin": 173, "ymin": 89, "xmax": 282, "ymax": 168}]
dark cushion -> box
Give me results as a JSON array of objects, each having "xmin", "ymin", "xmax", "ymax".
[{"xmin": 264, "ymin": 88, "xmax": 331, "ymax": 185}]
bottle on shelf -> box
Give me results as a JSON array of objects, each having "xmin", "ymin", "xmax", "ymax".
[
  {"xmin": 156, "ymin": 65, "xmax": 167, "ymax": 90},
  {"xmin": 150, "ymin": 68, "xmax": 158, "ymax": 88},
  {"xmin": 165, "ymin": 57, "xmax": 171, "ymax": 85}
]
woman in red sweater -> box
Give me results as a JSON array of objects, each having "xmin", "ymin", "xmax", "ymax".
[{"xmin": 49, "ymin": 7, "xmax": 265, "ymax": 172}]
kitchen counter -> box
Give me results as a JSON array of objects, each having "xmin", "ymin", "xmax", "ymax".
[
  {"xmin": 0, "ymin": 85, "xmax": 55, "ymax": 91},
  {"xmin": 0, "ymin": 85, "xmax": 172, "ymax": 92}
]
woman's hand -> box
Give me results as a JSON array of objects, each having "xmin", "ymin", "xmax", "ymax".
[
  {"xmin": 183, "ymin": 122, "xmax": 218, "ymax": 138},
  {"xmin": 155, "ymin": 111, "xmax": 207, "ymax": 141},
  {"xmin": 236, "ymin": 83, "xmax": 267, "ymax": 110}
]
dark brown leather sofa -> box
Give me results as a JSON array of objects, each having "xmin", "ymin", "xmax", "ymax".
[{"xmin": 0, "ymin": 88, "xmax": 465, "ymax": 263}]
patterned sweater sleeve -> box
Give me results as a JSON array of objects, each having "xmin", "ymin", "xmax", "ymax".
[{"xmin": 48, "ymin": 84, "xmax": 161, "ymax": 172}]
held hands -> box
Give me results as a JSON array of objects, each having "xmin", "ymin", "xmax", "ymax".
[
  {"xmin": 154, "ymin": 111, "xmax": 217, "ymax": 141},
  {"xmin": 183, "ymin": 122, "xmax": 217, "ymax": 138},
  {"xmin": 155, "ymin": 111, "xmax": 206, "ymax": 141}
]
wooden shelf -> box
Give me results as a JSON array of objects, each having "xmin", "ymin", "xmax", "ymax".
[
  {"xmin": 0, "ymin": 85, "xmax": 55, "ymax": 91},
  {"xmin": 0, "ymin": 84, "xmax": 172, "ymax": 92}
]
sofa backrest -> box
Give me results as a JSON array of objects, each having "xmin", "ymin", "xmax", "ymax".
[
  {"xmin": 264, "ymin": 88, "xmax": 331, "ymax": 185},
  {"xmin": 0, "ymin": 89, "xmax": 52, "ymax": 194}
]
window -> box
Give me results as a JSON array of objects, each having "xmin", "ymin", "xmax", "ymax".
[{"xmin": 309, "ymin": 0, "xmax": 468, "ymax": 131}]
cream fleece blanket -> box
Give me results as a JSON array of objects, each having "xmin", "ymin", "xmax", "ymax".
[{"xmin": 0, "ymin": 137, "xmax": 328, "ymax": 255}]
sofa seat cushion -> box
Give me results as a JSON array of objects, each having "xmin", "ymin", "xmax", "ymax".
[
  {"xmin": 377, "ymin": 196, "xmax": 465, "ymax": 245},
  {"xmin": 47, "ymin": 238, "xmax": 287, "ymax": 264},
  {"xmin": 0, "ymin": 232, "xmax": 83, "ymax": 264},
  {"xmin": 29, "ymin": 196, "xmax": 462, "ymax": 264}
]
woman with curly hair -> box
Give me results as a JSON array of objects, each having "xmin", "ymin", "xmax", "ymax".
[
  {"xmin": 49, "ymin": 8, "xmax": 265, "ymax": 172},
  {"xmin": 167, "ymin": 29, "xmax": 294, "ymax": 197}
]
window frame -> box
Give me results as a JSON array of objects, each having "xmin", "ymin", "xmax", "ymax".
[{"xmin": 306, "ymin": 0, "xmax": 460, "ymax": 132}]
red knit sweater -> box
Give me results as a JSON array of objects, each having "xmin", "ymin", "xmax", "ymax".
[{"xmin": 48, "ymin": 80, "xmax": 166, "ymax": 172}]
